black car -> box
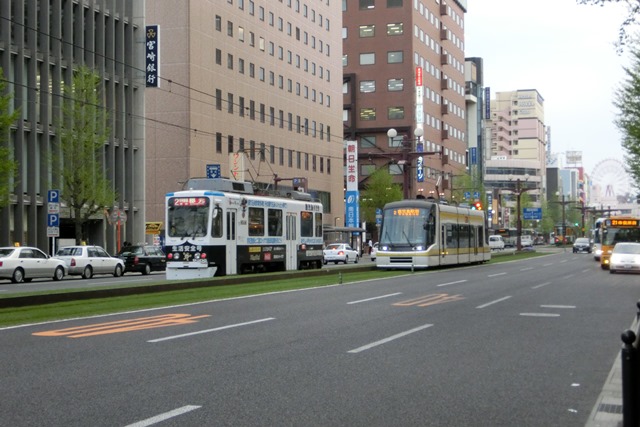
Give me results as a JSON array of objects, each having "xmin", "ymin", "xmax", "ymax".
[
  {"xmin": 572, "ymin": 237, "xmax": 592, "ymax": 254},
  {"xmin": 117, "ymin": 245, "xmax": 166, "ymax": 275}
]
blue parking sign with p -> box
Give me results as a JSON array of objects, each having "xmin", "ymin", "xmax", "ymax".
[
  {"xmin": 47, "ymin": 189, "xmax": 59, "ymax": 203},
  {"xmin": 48, "ymin": 213, "xmax": 59, "ymax": 227}
]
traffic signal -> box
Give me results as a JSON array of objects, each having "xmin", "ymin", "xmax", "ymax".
[{"xmin": 472, "ymin": 201, "xmax": 482, "ymax": 210}]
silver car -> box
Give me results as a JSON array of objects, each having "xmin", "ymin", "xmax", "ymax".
[
  {"xmin": 0, "ymin": 246, "xmax": 67, "ymax": 283},
  {"xmin": 609, "ymin": 242, "xmax": 640, "ymax": 274},
  {"xmin": 55, "ymin": 245, "xmax": 124, "ymax": 279}
]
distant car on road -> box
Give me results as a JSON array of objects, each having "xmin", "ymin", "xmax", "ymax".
[
  {"xmin": 520, "ymin": 235, "xmax": 534, "ymax": 248},
  {"xmin": 0, "ymin": 246, "xmax": 67, "ymax": 283},
  {"xmin": 323, "ymin": 243, "xmax": 359, "ymax": 264},
  {"xmin": 117, "ymin": 244, "xmax": 166, "ymax": 275},
  {"xmin": 572, "ymin": 237, "xmax": 592, "ymax": 254},
  {"xmin": 55, "ymin": 245, "xmax": 124, "ymax": 279},
  {"xmin": 609, "ymin": 242, "xmax": 640, "ymax": 274},
  {"xmin": 488, "ymin": 235, "xmax": 505, "ymax": 251}
]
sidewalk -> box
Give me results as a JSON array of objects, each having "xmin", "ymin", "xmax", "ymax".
[{"xmin": 584, "ymin": 313, "xmax": 640, "ymax": 426}]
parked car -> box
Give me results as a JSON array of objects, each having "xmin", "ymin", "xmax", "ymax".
[
  {"xmin": 55, "ymin": 245, "xmax": 124, "ymax": 279},
  {"xmin": 370, "ymin": 242, "xmax": 378, "ymax": 261},
  {"xmin": 323, "ymin": 243, "xmax": 359, "ymax": 264},
  {"xmin": 488, "ymin": 235, "xmax": 505, "ymax": 251},
  {"xmin": 609, "ymin": 242, "xmax": 640, "ymax": 274},
  {"xmin": 572, "ymin": 237, "xmax": 592, "ymax": 254},
  {"xmin": 117, "ymin": 244, "xmax": 166, "ymax": 275},
  {"xmin": 0, "ymin": 246, "xmax": 67, "ymax": 283}
]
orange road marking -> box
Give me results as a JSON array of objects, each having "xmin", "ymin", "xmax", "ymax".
[
  {"xmin": 32, "ymin": 313, "xmax": 211, "ymax": 338},
  {"xmin": 394, "ymin": 293, "xmax": 465, "ymax": 307}
]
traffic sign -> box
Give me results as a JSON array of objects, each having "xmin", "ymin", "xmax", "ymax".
[
  {"xmin": 47, "ymin": 189, "xmax": 60, "ymax": 203},
  {"xmin": 47, "ymin": 213, "xmax": 59, "ymax": 227},
  {"xmin": 206, "ymin": 164, "xmax": 221, "ymax": 179},
  {"xmin": 47, "ymin": 226, "xmax": 60, "ymax": 237},
  {"xmin": 523, "ymin": 207, "xmax": 542, "ymax": 220}
]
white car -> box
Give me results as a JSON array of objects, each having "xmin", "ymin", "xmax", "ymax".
[
  {"xmin": 55, "ymin": 245, "xmax": 124, "ymax": 279},
  {"xmin": 520, "ymin": 235, "xmax": 534, "ymax": 248},
  {"xmin": 488, "ymin": 235, "xmax": 505, "ymax": 250},
  {"xmin": 609, "ymin": 242, "xmax": 640, "ymax": 274},
  {"xmin": 0, "ymin": 246, "xmax": 67, "ymax": 283},
  {"xmin": 323, "ymin": 243, "xmax": 359, "ymax": 264}
]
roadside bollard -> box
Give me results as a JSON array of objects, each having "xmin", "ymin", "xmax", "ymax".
[
  {"xmin": 621, "ymin": 329, "xmax": 639, "ymax": 427},
  {"xmin": 338, "ymin": 272, "xmax": 342, "ymax": 284}
]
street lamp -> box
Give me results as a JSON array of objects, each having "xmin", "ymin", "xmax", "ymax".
[
  {"xmin": 554, "ymin": 192, "xmax": 572, "ymax": 251},
  {"xmin": 504, "ymin": 174, "xmax": 532, "ymax": 251},
  {"xmin": 386, "ymin": 127, "xmax": 428, "ymax": 199}
]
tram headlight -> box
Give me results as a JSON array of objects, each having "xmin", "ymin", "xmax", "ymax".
[{"xmin": 415, "ymin": 245, "xmax": 424, "ymax": 251}]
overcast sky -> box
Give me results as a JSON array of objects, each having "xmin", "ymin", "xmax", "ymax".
[{"xmin": 464, "ymin": 0, "xmax": 631, "ymax": 177}]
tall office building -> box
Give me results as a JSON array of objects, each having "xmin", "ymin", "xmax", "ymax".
[
  {"xmin": 0, "ymin": 1, "xmax": 145, "ymax": 251},
  {"xmin": 145, "ymin": 1, "xmax": 344, "ymax": 224},
  {"xmin": 342, "ymin": 0, "xmax": 468, "ymax": 200}
]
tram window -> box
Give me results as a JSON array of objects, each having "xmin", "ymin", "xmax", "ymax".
[
  {"xmin": 315, "ymin": 212, "xmax": 323, "ymax": 237},
  {"xmin": 268, "ymin": 209, "xmax": 283, "ymax": 236},
  {"xmin": 248, "ymin": 207, "xmax": 265, "ymax": 236},
  {"xmin": 301, "ymin": 211, "xmax": 313, "ymax": 237},
  {"xmin": 211, "ymin": 206, "xmax": 223, "ymax": 237}
]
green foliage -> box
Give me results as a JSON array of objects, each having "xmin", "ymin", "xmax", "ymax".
[
  {"xmin": 359, "ymin": 169, "xmax": 403, "ymax": 223},
  {"xmin": 614, "ymin": 45, "xmax": 640, "ymax": 191},
  {"xmin": 56, "ymin": 66, "xmax": 117, "ymax": 243},
  {"xmin": 451, "ymin": 172, "xmax": 485, "ymax": 206},
  {"xmin": 0, "ymin": 68, "xmax": 20, "ymax": 208}
]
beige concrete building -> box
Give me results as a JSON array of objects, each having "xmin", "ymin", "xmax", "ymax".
[
  {"xmin": 489, "ymin": 89, "xmax": 546, "ymax": 167},
  {"xmin": 145, "ymin": 1, "xmax": 344, "ymax": 225}
]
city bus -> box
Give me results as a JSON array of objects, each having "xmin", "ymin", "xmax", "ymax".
[
  {"xmin": 164, "ymin": 178, "xmax": 324, "ymax": 279},
  {"xmin": 599, "ymin": 216, "xmax": 640, "ymax": 269},
  {"xmin": 376, "ymin": 199, "xmax": 490, "ymax": 270}
]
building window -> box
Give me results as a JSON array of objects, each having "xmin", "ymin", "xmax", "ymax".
[
  {"xmin": 360, "ymin": 135, "xmax": 376, "ymax": 148},
  {"xmin": 239, "ymin": 58, "xmax": 245, "ymax": 74},
  {"xmin": 216, "ymin": 132, "xmax": 222, "ymax": 153},
  {"xmin": 387, "ymin": 23, "xmax": 403, "ymax": 35},
  {"xmin": 250, "ymin": 140, "xmax": 256, "ymax": 160},
  {"xmin": 228, "ymin": 135, "xmax": 234, "ymax": 153},
  {"xmin": 388, "ymin": 106, "xmax": 404, "ymax": 119},
  {"xmin": 239, "ymin": 97, "xmax": 245, "ymax": 117},
  {"xmin": 359, "ymin": 80, "xmax": 375, "ymax": 93},
  {"xmin": 387, "ymin": 51, "xmax": 403, "ymax": 63},
  {"xmin": 388, "ymin": 78, "xmax": 403, "ymax": 91},
  {"xmin": 228, "ymin": 94, "xmax": 234, "ymax": 113},
  {"xmin": 215, "ymin": 49, "xmax": 222, "ymax": 65},
  {"xmin": 359, "ymin": 25, "xmax": 375, "ymax": 37},
  {"xmin": 360, "ymin": 53, "xmax": 375, "ymax": 65},
  {"xmin": 227, "ymin": 54, "xmax": 233, "ymax": 69},
  {"xmin": 342, "ymin": 55, "xmax": 348, "ymax": 67},
  {"xmin": 216, "ymin": 89, "xmax": 222, "ymax": 110},
  {"xmin": 387, "ymin": 0, "xmax": 402, "ymax": 7},
  {"xmin": 360, "ymin": 108, "xmax": 376, "ymax": 121},
  {"xmin": 227, "ymin": 21, "xmax": 233, "ymax": 37},
  {"xmin": 215, "ymin": 16, "xmax": 222, "ymax": 32},
  {"xmin": 359, "ymin": 0, "xmax": 375, "ymax": 9}
]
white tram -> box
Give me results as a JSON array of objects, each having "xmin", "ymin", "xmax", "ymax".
[
  {"xmin": 165, "ymin": 178, "xmax": 324, "ymax": 279},
  {"xmin": 376, "ymin": 199, "xmax": 490, "ymax": 270}
]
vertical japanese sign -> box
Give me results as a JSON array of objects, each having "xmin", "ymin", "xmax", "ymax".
[
  {"xmin": 484, "ymin": 86, "xmax": 490, "ymax": 119},
  {"xmin": 229, "ymin": 152, "xmax": 245, "ymax": 181},
  {"xmin": 345, "ymin": 140, "xmax": 359, "ymax": 228},
  {"xmin": 145, "ymin": 25, "xmax": 160, "ymax": 88},
  {"xmin": 415, "ymin": 67, "xmax": 424, "ymax": 183}
]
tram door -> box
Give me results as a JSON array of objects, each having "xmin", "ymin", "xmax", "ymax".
[
  {"xmin": 285, "ymin": 213, "xmax": 297, "ymax": 270},
  {"xmin": 226, "ymin": 209, "xmax": 237, "ymax": 275}
]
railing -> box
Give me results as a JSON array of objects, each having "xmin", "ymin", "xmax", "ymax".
[{"xmin": 621, "ymin": 301, "xmax": 640, "ymax": 426}]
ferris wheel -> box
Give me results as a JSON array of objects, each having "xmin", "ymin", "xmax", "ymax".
[{"xmin": 590, "ymin": 158, "xmax": 633, "ymax": 205}]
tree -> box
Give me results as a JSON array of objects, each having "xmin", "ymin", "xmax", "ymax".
[
  {"xmin": 614, "ymin": 45, "xmax": 640, "ymax": 191},
  {"xmin": 359, "ymin": 169, "xmax": 402, "ymax": 236},
  {"xmin": 577, "ymin": 0, "xmax": 640, "ymax": 52},
  {"xmin": 57, "ymin": 66, "xmax": 117, "ymax": 244},
  {"xmin": 0, "ymin": 68, "xmax": 20, "ymax": 208}
]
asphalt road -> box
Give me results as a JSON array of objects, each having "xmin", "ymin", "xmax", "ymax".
[{"xmin": 0, "ymin": 252, "xmax": 637, "ymax": 426}]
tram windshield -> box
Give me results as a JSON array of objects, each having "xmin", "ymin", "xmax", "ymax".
[
  {"xmin": 167, "ymin": 197, "xmax": 210, "ymax": 238},
  {"xmin": 379, "ymin": 206, "xmax": 435, "ymax": 249}
]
